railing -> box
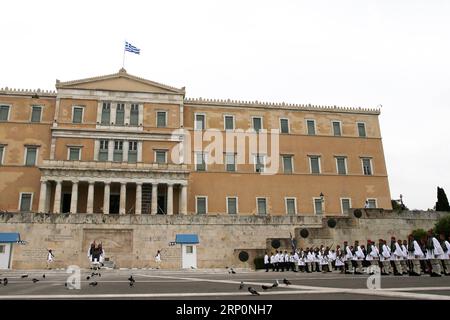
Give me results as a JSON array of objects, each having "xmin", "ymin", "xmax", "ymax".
[{"xmin": 40, "ymin": 160, "xmax": 189, "ymax": 172}]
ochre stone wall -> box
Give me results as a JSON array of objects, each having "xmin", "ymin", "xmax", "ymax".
[{"xmin": 0, "ymin": 210, "xmax": 443, "ymax": 270}]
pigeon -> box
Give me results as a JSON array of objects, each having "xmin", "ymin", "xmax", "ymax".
[
  {"xmin": 261, "ymin": 285, "xmax": 271, "ymax": 290},
  {"xmin": 229, "ymin": 268, "xmax": 236, "ymax": 274},
  {"xmin": 271, "ymin": 280, "xmax": 279, "ymax": 288},
  {"xmin": 3, "ymin": 278, "xmax": 7, "ymax": 286},
  {"xmin": 128, "ymin": 275, "xmax": 135, "ymax": 287},
  {"xmin": 86, "ymin": 276, "xmax": 91, "ymax": 280},
  {"xmin": 64, "ymin": 282, "xmax": 67, "ymax": 287},
  {"xmin": 248, "ymin": 287, "xmax": 260, "ymax": 296},
  {"xmin": 283, "ymin": 278, "xmax": 291, "ymax": 286},
  {"xmin": 42, "ymin": 274, "xmax": 46, "ymax": 279},
  {"xmin": 21, "ymin": 275, "xmax": 28, "ymax": 278},
  {"xmin": 239, "ymin": 281, "xmax": 244, "ymax": 290},
  {"xmin": 89, "ymin": 281, "xmax": 98, "ymax": 286},
  {"xmin": 32, "ymin": 278, "xmax": 40, "ymax": 283}
]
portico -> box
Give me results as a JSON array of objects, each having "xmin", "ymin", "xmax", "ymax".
[{"xmin": 38, "ymin": 160, "xmax": 189, "ymax": 215}]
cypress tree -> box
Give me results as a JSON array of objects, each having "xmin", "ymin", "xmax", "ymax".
[{"xmin": 436, "ymin": 187, "xmax": 450, "ymax": 211}]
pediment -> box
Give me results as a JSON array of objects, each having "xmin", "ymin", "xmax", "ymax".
[{"xmin": 56, "ymin": 69, "xmax": 185, "ymax": 95}]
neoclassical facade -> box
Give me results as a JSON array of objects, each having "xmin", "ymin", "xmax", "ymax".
[{"xmin": 0, "ymin": 69, "xmax": 392, "ymax": 216}]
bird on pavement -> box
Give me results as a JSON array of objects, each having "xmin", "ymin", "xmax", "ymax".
[
  {"xmin": 32, "ymin": 278, "xmax": 40, "ymax": 283},
  {"xmin": 283, "ymin": 278, "xmax": 291, "ymax": 286},
  {"xmin": 229, "ymin": 268, "xmax": 236, "ymax": 274},
  {"xmin": 86, "ymin": 276, "xmax": 91, "ymax": 280},
  {"xmin": 261, "ymin": 285, "xmax": 271, "ymax": 290},
  {"xmin": 128, "ymin": 275, "xmax": 136, "ymax": 287},
  {"xmin": 248, "ymin": 287, "xmax": 260, "ymax": 296},
  {"xmin": 42, "ymin": 274, "xmax": 46, "ymax": 279},
  {"xmin": 21, "ymin": 275, "xmax": 28, "ymax": 278},
  {"xmin": 3, "ymin": 278, "xmax": 8, "ymax": 286},
  {"xmin": 89, "ymin": 281, "xmax": 98, "ymax": 286},
  {"xmin": 239, "ymin": 281, "xmax": 244, "ymax": 290},
  {"xmin": 271, "ymin": 280, "xmax": 279, "ymax": 288}
]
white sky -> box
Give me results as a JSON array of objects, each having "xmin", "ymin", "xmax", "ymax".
[{"xmin": 1, "ymin": 0, "xmax": 449, "ymax": 210}]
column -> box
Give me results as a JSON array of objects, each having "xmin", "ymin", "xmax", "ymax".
[
  {"xmin": 53, "ymin": 180, "xmax": 62, "ymax": 214},
  {"xmin": 38, "ymin": 180, "xmax": 47, "ymax": 213},
  {"xmin": 123, "ymin": 140, "xmax": 129, "ymax": 163},
  {"xmin": 87, "ymin": 181, "xmax": 95, "ymax": 214},
  {"xmin": 137, "ymin": 141, "xmax": 143, "ymax": 162},
  {"xmin": 120, "ymin": 182, "xmax": 127, "ymax": 214},
  {"xmin": 135, "ymin": 183, "xmax": 142, "ymax": 215},
  {"xmin": 70, "ymin": 181, "xmax": 78, "ymax": 214},
  {"xmin": 138, "ymin": 104, "xmax": 144, "ymax": 126},
  {"xmin": 180, "ymin": 184, "xmax": 188, "ymax": 215},
  {"xmin": 110, "ymin": 103, "xmax": 117, "ymax": 125},
  {"xmin": 108, "ymin": 139, "xmax": 114, "ymax": 161},
  {"xmin": 103, "ymin": 182, "xmax": 110, "ymax": 214},
  {"xmin": 125, "ymin": 103, "xmax": 131, "ymax": 125},
  {"xmin": 167, "ymin": 183, "xmax": 173, "ymax": 215},
  {"xmin": 96, "ymin": 102, "xmax": 102, "ymax": 124},
  {"xmin": 151, "ymin": 183, "xmax": 158, "ymax": 214},
  {"xmin": 93, "ymin": 140, "xmax": 100, "ymax": 161}
]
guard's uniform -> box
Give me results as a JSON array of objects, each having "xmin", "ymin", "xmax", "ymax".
[
  {"xmin": 345, "ymin": 245, "xmax": 354, "ymax": 274},
  {"xmin": 400, "ymin": 242, "xmax": 409, "ymax": 274},
  {"xmin": 393, "ymin": 241, "xmax": 405, "ymax": 275},
  {"xmin": 270, "ymin": 253, "xmax": 276, "ymax": 272},
  {"xmin": 354, "ymin": 244, "xmax": 365, "ymax": 274},
  {"xmin": 381, "ymin": 241, "xmax": 392, "ymax": 274},
  {"xmin": 426, "ymin": 233, "xmax": 443, "ymax": 276},
  {"xmin": 440, "ymin": 237, "xmax": 450, "ymax": 275},
  {"xmin": 335, "ymin": 247, "xmax": 345, "ymax": 272},
  {"xmin": 408, "ymin": 238, "xmax": 424, "ymax": 276},
  {"xmin": 264, "ymin": 254, "xmax": 270, "ymax": 272}
]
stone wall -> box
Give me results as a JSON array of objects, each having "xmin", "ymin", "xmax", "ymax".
[{"xmin": 0, "ymin": 210, "xmax": 445, "ymax": 270}]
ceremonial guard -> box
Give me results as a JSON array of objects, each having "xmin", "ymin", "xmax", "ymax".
[
  {"xmin": 426, "ymin": 230, "xmax": 443, "ymax": 277},
  {"xmin": 400, "ymin": 240, "xmax": 409, "ymax": 274},
  {"xmin": 278, "ymin": 250, "xmax": 285, "ymax": 272},
  {"xmin": 270, "ymin": 252, "xmax": 276, "ymax": 272},
  {"xmin": 335, "ymin": 245, "xmax": 345, "ymax": 273},
  {"xmin": 354, "ymin": 241, "xmax": 365, "ymax": 274},
  {"xmin": 298, "ymin": 249, "xmax": 306, "ymax": 272},
  {"xmin": 439, "ymin": 234, "xmax": 450, "ymax": 275},
  {"xmin": 408, "ymin": 234, "xmax": 423, "ymax": 276},
  {"xmin": 274, "ymin": 251, "xmax": 280, "ymax": 272},
  {"xmin": 284, "ymin": 251, "xmax": 290, "ymax": 271},
  {"xmin": 381, "ymin": 239, "xmax": 392, "ymax": 275},
  {"xmin": 264, "ymin": 252, "xmax": 270, "ymax": 272},
  {"xmin": 306, "ymin": 248, "xmax": 315, "ymax": 273},
  {"xmin": 367, "ymin": 240, "xmax": 380, "ymax": 270},
  {"xmin": 344, "ymin": 242, "xmax": 354, "ymax": 274}
]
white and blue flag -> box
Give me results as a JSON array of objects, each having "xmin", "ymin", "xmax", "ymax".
[{"xmin": 125, "ymin": 41, "xmax": 140, "ymax": 54}]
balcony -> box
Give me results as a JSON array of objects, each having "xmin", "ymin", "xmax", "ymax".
[{"xmin": 40, "ymin": 159, "xmax": 189, "ymax": 173}]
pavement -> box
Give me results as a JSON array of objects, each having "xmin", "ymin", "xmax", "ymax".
[{"xmin": 0, "ymin": 268, "xmax": 450, "ymax": 300}]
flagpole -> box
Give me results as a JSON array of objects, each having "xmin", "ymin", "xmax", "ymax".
[{"xmin": 122, "ymin": 40, "xmax": 126, "ymax": 69}]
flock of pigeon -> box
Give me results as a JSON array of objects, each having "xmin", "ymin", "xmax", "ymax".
[
  {"xmin": 0, "ymin": 267, "xmax": 292, "ymax": 295},
  {"xmin": 0, "ymin": 272, "xmax": 137, "ymax": 289},
  {"xmin": 240, "ymin": 278, "xmax": 292, "ymax": 296}
]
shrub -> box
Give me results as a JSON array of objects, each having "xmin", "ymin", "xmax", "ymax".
[
  {"xmin": 434, "ymin": 215, "xmax": 450, "ymax": 238},
  {"xmin": 411, "ymin": 228, "xmax": 427, "ymax": 241}
]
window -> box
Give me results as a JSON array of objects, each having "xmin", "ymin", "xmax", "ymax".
[
  {"xmin": 0, "ymin": 146, "xmax": 4, "ymax": 165},
  {"xmin": 195, "ymin": 114, "xmax": 205, "ymax": 130},
  {"xmin": 186, "ymin": 246, "xmax": 194, "ymax": 254},
  {"xmin": 19, "ymin": 193, "xmax": 33, "ymax": 212},
  {"xmin": 252, "ymin": 117, "xmax": 263, "ymax": 132},
  {"xmin": 282, "ymin": 155, "xmax": 293, "ymax": 174},
  {"xmin": 25, "ymin": 147, "xmax": 37, "ymax": 166},
  {"xmin": 113, "ymin": 141, "xmax": 123, "ymax": 162},
  {"xmin": 341, "ymin": 198, "xmax": 351, "ymax": 214},
  {"xmin": 195, "ymin": 152, "xmax": 206, "ymax": 171},
  {"xmin": 155, "ymin": 150, "xmax": 167, "ymax": 164},
  {"xmin": 367, "ymin": 199, "xmax": 377, "ymax": 208},
  {"xmin": 31, "ymin": 106, "xmax": 42, "ymax": 123},
  {"xmin": 332, "ymin": 121, "xmax": 341, "ymax": 136},
  {"xmin": 336, "ymin": 157, "xmax": 347, "ymax": 175},
  {"xmin": 130, "ymin": 104, "xmax": 139, "ymax": 126},
  {"xmin": 357, "ymin": 122, "xmax": 366, "ymax": 137},
  {"xmin": 224, "ymin": 115, "xmax": 234, "ymax": 130},
  {"xmin": 306, "ymin": 119, "xmax": 316, "ymax": 135},
  {"xmin": 362, "ymin": 158, "xmax": 373, "ymax": 175},
  {"xmin": 285, "ymin": 198, "xmax": 297, "ymax": 215},
  {"xmin": 196, "ymin": 196, "xmax": 207, "ymax": 214},
  {"xmin": 99, "ymin": 140, "xmax": 109, "ymax": 161},
  {"xmin": 257, "ymin": 198, "xmax": 267, "ymax": 215},
  {"xmin": 101, "ymin": 102, "xmax": 111, "ymax": 125},
  {"xmin": 314, "ymin": 198, "xmax": 323, "ymax": 215},
  {"xmin": 255, "ymin": 154, "xmax": 265, "ymax": 173},
  {"xmin": 116, "ymin": 103, "xmax": 125, "ymax": 126},
  {"xmin": 309, "ymin": 156, "xmax": 321, "ymax": 174},
  {"xmin": 280, "ymin": 118, "xmax": 289, "ymax": 134},
  {"xmin": 0, "ymin": 245, "xmax": 4, "ymax": 254},
  {"xmin": 0, "ymin": 105, "xmax": 10, "ymax": 121},
  {"xmin": 71, "ymin": 107, "xmax": 83, "ymax": 124},
  {"xmin": 227, "ymin": 197, "xmax": 238, "ymax": 214},
  {"xmin": 157, "ymin": 111, "xmax": 167, "ymax": 128},
  {"xmin": 128, "ymin": 141, "xmax": 137, "ymax": 163},
  {"xmin": 225, "ymin": 153, "xmax": 236, "ymax": 172},
  {"xmin": 68, "ymin": 147, "xmax": 81, "ymax": 161}
]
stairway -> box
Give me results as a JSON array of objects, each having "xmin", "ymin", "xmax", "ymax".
[{"xmin": 142, "ymin": 184, "xmax": 152, "ymax": 214}]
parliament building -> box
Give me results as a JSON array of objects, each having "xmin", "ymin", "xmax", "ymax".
[{"xmin": 0, "ymin": 69, "xmax": 392, "ymax": 218}]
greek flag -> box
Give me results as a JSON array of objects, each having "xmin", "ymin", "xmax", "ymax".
[{"xmin": 125, "ymin": 41, "xmax": 140, "ymax": 54}]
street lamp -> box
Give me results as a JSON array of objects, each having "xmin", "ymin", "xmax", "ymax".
[{"xmin": 320, "ymin": 192, "xmax": 324, "ymax": 202}]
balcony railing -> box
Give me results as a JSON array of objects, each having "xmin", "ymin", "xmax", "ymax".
[{"xmin": 40, "ymin": 159, "xmax": 189, "ymax": 172}]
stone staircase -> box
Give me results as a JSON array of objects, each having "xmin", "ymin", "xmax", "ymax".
[{"xmin": 141, "ymin": 184, "xmax": 152, "ymax": 215}]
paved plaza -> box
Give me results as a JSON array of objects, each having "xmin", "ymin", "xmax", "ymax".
[{"xmin": 0, "ymin": 269, "xmax": 449, "ymax": 300}]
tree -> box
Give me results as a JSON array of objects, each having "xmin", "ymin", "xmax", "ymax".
[
  {"xmin": 436, "ymin": 187, "xmax": 450, "ymax": 212},
  {"xmin": 434, "ymin": 215, "xmax": 450, "ymax": 238},
  {"xmin": 411, "ymin": 229, "xmax": 427, "ymax": 241}
]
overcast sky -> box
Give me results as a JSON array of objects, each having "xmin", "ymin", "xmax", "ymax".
[{"xmin": 1, "ymin": 0, "xmax": 449, "ymax": 210}]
